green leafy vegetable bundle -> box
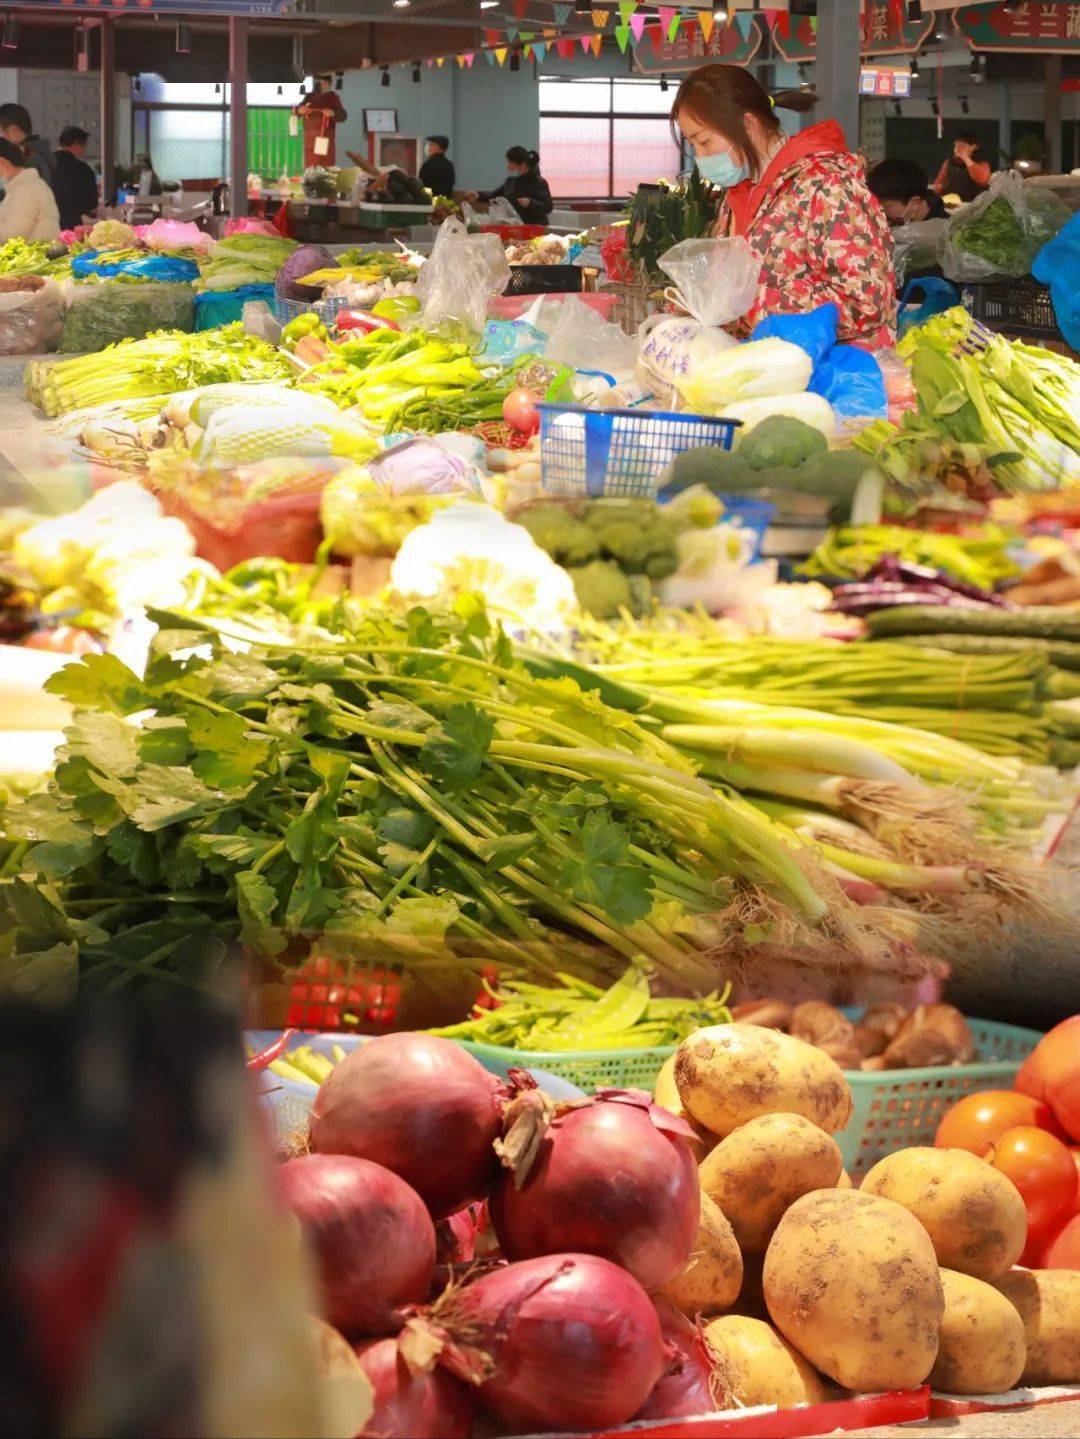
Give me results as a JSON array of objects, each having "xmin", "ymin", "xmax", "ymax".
[
  {"xmin": 0, "ymin": 603, "xmax": 875, "ymax": 1001},
  {"xmin": 58, "ymin": 282, "xmax": 195, "ymax": 354}
]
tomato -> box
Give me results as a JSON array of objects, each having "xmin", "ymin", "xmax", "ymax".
[
  {"xmin": 502, "ymin": 388, "xmax": 541, "ymax": 436},
  {"xmin": 1015, "ymin": 1016, "xmax": 1080, "ymax": 1141},
  {"xmin": 1040, "ymin": 1213, "xmax": 1080, "ymax": 1270},
  {"xmin": 934, "ymin": 1089, "xmax": 1066, "ymax": 1155},
  {"xmin": 990, "ymin": 1125, "xmax": 1079, "ymax": 1245}
]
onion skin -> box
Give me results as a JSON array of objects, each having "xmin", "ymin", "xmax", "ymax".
[
  {"xmin": 489, "ymin": 1090, "xmax": 700, "ymax": 1289},
  {"xmin": 434, "ymin": 1252, "xmax": 666, "ymax": 1433},
  {"xmin": 278, "ymin": 1154, "xmax": 435, "ymax": 1337},
  {"xmin": 354, "ymin": 1339, "xmax": 474, "ymax": 1439},
  {"xmin": 637, "ymin": 1298, "xmax": 722, "ymax": 1421},
  {"xmin": 309, "ymin": 1034, "xmax": 506, "ymax": 1219}
]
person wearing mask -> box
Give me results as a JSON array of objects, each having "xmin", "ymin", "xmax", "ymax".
[
  {"xmin": 867, "ymin": 158, "xmax": 947, "ymax": 225},
  {"xmin": 671, "ymin": 64, "xmax": 894, "ymax": 345},
  {"xmin": 0, "ymin": 138, "xmax": 60, "ymax": 241},
  {"xmin": 51, "ymin": 126, "xmax": 99, "ymax": 232},
  {"xmin": 418, "ymin": 135, "xmax": 455, "ymax": 197},
  {"xmin": 0, "ymin": 104, "xmax": 53, "ymax": 184},
  {"xmin": 931, "ymin": 133, "xmax": 991, "ymax": 202},
  {"xmin": 294, "ymin": 76, "xmax": 347, "ymax": 170},
  {"xmin": 471, "ymin": 147, "xmax": 553, "ymax": 224}
]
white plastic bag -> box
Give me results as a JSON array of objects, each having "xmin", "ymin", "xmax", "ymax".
[
  {"xmin": 0, "ymin": 277, "xmax": 65, "ymax": 356},
  {"xmin": 940, "ymin": 172, "xmax": 1072, "ymax": 282},
  {"xmin": 638, "ymin": 238, "xmax": 760, "ymax": 401},
  {"xmin": 416, "ymin": 217, "xmax": 510, "ymax": 335},
  {"xmin": 542, "ymin": 295, "xmax": 638, "ymax": 379}
]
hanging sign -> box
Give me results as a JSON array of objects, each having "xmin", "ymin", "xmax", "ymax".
[
  {"xmin": 6, "ymin": 0, "xmax": 296, "ymax": 13},
  {"xmin": 634, "ymin": 14, "xmax": 761, "ymax": 70},
  {"xmin": 956, "ymin": 2, "xmax": 1080, "ymax": 52},
  {"xmin": 772, "ymin": 2, "xmax": 932, "ymax": 57},
  {"xmin": 859, "ymin": 63, "xmax": 914, "ymax": 93}
]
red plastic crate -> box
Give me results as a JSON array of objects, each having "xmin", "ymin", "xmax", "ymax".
[
  {"xmin": 285, "ymin": 958, "xmax": 404, "ymax": 1033},
  {"xmin": 480, "ymin": 223, "xmax": 547, "ymax": 243}
]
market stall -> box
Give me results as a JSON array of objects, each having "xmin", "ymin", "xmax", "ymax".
[{"xmin": 3, "ymin": 166, "xmax": 1080, "ymax": 1439}]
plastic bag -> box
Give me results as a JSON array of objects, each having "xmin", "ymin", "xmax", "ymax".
[
  {"xmin": 1032, "ymin": 210, "xmax": 1080, "ymax": 352},
  {"xmin": 482, "ymin": 317, "xmax": 547, "ymax": 363},
  {"xmin": 808, "ymin": 344, "xmax": 887, "ymax": 421},
  {"xmin": 416, "ymin": 216, "xmax": 510, "ymax": 335},
  {"xmin": 895, "ymin": 276, "xmax": 960, "ymax": 338},
  {"xmin": 0, "ymin": 276, "xmax": 64, "ymax": 355},
  {"xmin": 59, "ymin": 282, "xmax": 194, "ymax": 352},
  {"xmin": 941, "ymin": 172, "xmax": 1072, "ymax": 282},
  {"xmin": 194, "ymin": 283, "xmax": 276, "ymax": 331},
  {"xmin": 71, "ymin": 249, "xmax": 199, "ymax": 283},
  {"xmin": 752, "ymin": 303, "xmax": 838, "ymax": 369},
  {"xmin": 242, "ymin": 300, "xmax": 282, "ymax": 344},
  {"xmin": 890, "ymin": 218, "xmax": 947, "ymax": 286},
  {"xmin": 462, "ymin": 196, "xmax": 520, "ymax": 227},
  {"xmin": 136, "ymin": 218, "xmax": 214, "ymax": 255},
  {"xmin": 657, "ymin": 237, "xmax": 761, "ymax": 328},
  {"xmin": 543, "ymin": 294, "xmax": 638, "ymax": 379}
]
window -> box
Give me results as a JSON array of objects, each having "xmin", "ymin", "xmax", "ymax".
[
  {"xmin": 132, "ymin": 75, "xmax": 301, "ymax": 183},
  {"xmin": 539, "ymin": 77, "xmax": 683, "ymax": 200}
]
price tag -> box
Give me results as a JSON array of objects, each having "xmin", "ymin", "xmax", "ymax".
[
  {"xmin": 313, "ymin": 135, "xmax": 330, "ymax": 157},
  {"xmin": 289, "ymin": 115, "xmax": 298, "ymax": 137}
]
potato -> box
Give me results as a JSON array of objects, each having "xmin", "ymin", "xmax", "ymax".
[
  {"xmin": 861, "ymin": 1147, "xmax": 1026, "ymax": 1281},
  {"xmin": 699, "ymin": 1113, "xmax": 843, "ymax": 1253},
  {"xmin": 655, "ymin": 1052, "xmax": 716, "ymax": 1155},
  {"xmin": 674, "ymin": 1024, "xmax": 853, "ymax": 1139},
  {"xmin": 763, "ymin": 1189, "xmax": 943, "ymax": 1391},
  {"xmin": 659, "ymin": 1190, "xmax": 743, "ymax": 1316},
  {"xmin": 929, "ymin": 1269, "xmax": 1026, "ymax": 1395},
  {"xmin": 996, "ymin": 1269, "xmax": 1080, "ymax": 1385},
  {"xmin": 703, "ymin": 1315, "xmax": 827, "ymax": 1410}
]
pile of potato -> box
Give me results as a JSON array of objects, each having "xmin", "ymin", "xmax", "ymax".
[{"xmin": 653, "ymin": 1022, "xmax": 1080, "ymax": 1406}]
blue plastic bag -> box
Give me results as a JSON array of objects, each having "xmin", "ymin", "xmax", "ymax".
[
  {"xmin": 482, "ymin": 318, "xmax": 546, "ymax": 362},
  {"xmin": 809, "ymin": 343, "xmax": 887, "ymax": 420},
  {"xmin": 751, "ymin": 304, "xmax": 839, "ymax": 369},
  {"xmin": 896, "ymin": 277, "xmax": 960, "ymax": 338},
  {"xmin": 72, "ymin": 250, "xmax": 199, "ymax": 283},
  {"xmin": 194, "ymin": 283, "xmax": 276, "ymax": 331},
  {"xmin": 1033, "ymin": 213, "xmax": 1080, "ymax": 352}
]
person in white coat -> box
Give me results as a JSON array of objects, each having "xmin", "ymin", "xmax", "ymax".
[{"xmin": 0, "ymin": 138, "xmax": 60, "ymax": 242}]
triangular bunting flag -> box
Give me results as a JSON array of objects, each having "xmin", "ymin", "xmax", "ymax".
[
  {"xmin": 591, "ymin": 31, "xmax": 603, "ymax": 52},
  {"xmin": 513, "ymin": 0, "xmax": 527, "ymax": 16},
  {"xmin": 533, "ymin": 40, "xmax": 548, "ymax": 60},
  {"xmin": 456, "ymin": 53, "xmax": 467, "ymax": 65},
  {"xmin": 579, "ymin": 31, "xmax": 592, "ymax": 50},
  {"xmin": 682, "ymin": 16, "xmax": 697, "ymax": 44},
  {"xmin": 436, "ymin": 54, "xmax": 446, "ymax": 65},
  {"xmin": 543, "ymin": 26, "xmax": 558, "ymax": 37},
  {"xmin": 617, "ymin": 0, "xmax": 636, "ymax": 22},
  {"xmin": 506, "ymin": 24, "xmax": 519, "ymax": 38},
  {"xmin": 615, "ymin": 20, "xmax": 630, "ymax": 49},
  {"xmin": 553, "ymin": 1, "xmax": 571, "ymax": 20},
  {"xmin": 763, "ymin": 9, "xmax": 782, "ymax": 29},
  {"xmin": 629, "ymin": 10, "xmax": 647, "ymax": 40},
  {"xmin": 465, "ymin": 50, "xmax": 476, "ymax": 64},
  {"xmin": 647, "ymin": 20, "xmax": 664, "ymax": 48},
  {"xmin": 520, "ymin": 29, "xmax": 534, "ymax": 38},
  {"xmin": 698, "ymin": 7, "xmax": 714, "ymax": 39},
  {"xmin": 556, "ymin": 34, "xmax": 575, "ymax": 56},
  {"xmin": 484, "ymin": 48, "xmax": 496, "ymax": 62},
  {"xmin": 657, "ymin": 5, "xmax": 675, "ymax": 34},
  {"xmin": 523, "ymin": 42, "xmax": 534, "ymax": 57},
  {"xmin": 666, "ymin": 10, "xmax": 681, "ymax": 40},
  {"xmin": 425, "ymin": 56, "xmax": 435, "ymax": 66},
  {"xmin": 591, "ymin": 7, "xmax": 609, "ymax": 26},
  {"xmin": 734, "ymin": 12, "xmax": 753, "ymax": 36},
  {"xmin": 485, "ymin": 27, "xmax": 501, "ymax": 44},
  {"xmin": 810, "ymin": 14, "xmax": 818, "ymax": 30},
  {"xmin": 495, "ymin": 45, "xmax": 508, "ymax": 61}
]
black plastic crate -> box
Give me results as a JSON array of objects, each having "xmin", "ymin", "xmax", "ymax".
[
  {"xmin": 504, "ymin": 264, "xmax": 584, "ymax": 296},
  {"xmin": 963, "ymin": 275, "xmax": 1058, "ymax": 341}
]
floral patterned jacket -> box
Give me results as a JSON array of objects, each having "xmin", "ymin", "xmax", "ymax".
[{"xmin": 716, "ymin": 121, "xmax": 896, "ymax": 347}]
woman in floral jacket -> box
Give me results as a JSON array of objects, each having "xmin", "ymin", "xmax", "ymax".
[{"xmin": 671, "ymin": 65, "xmax": 895, "ymax": 347}]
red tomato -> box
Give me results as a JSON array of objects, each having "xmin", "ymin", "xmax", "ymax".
[
  {"xmin": 934, "ymin": 1089, "xmax": 1066, "ymax": 1155},
  {"xmin": 502, "ymin": 388, "xmax": 540, "ymax": 436},
  {"xmin": 1040, "ymin": 1213, "xmax": 1080, "ymax": 1270},
  {"xmin": 1015, "ymin": 1017, "xmax": 1080, "ymax": 1141},
  {"xmin": 990, "ymin": 1125, "xmax": 1079, "ymax": 1244}
]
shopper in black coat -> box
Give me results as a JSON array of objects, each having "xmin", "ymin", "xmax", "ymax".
[
  {"xmin": 419, "ymin": 136, "xmax": 456, "ymax": 197},
  {"xmin": 475, "ymin": 146, "xmax": 553, "ymax": 225}
]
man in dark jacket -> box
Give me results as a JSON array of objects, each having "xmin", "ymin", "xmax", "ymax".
[
  {"xmin": 418, "ymin": 136, "xmax": 455, "ymax": 198},
  {"xmin": 51, "ymin": 127, "xmax": 98, "ymax": 231},
  {"xmin": 0, "ymin": 104, "xmax": 53, "ymax": 185}
]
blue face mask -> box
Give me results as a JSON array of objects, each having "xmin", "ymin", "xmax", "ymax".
[{"xmin": 696, "ymin": 151, "xmax": 749, "ymax": 188}]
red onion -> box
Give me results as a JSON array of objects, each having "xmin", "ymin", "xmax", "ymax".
[
  {"xmin": 355, "ymin": 1338, "xmax": 474, "ymax": 1439},
  {"xmin": 278, "ymin": 1153, "xmax": 435, "ymax": 1337},
  {"xmin": 489, "ymin": 1088, "xmax": 700, "ymax": 1289},
  {"xmin": 423, "ymin": 1252, "xmax": 666, "ymax": 1433},
  {"xmin": 636, "ymin": 1298, "xmax": 721, "ymax": 1421},
  {"xmin": 309, "ymin": 1034, "xmax": 506, "ymax": 1219}
]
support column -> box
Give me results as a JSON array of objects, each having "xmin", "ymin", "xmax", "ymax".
[
  {"xmin": 815, "ymin": 0, "xmax": 861, "ymax": 149},
  {"xmin": 229, "ymin": 15, "xmax": 249, "ymax": 218},
  {"xmin": 1045, "ymin": 55, "xmax": 1062, "ymax": 174},
  {"xmin": 99, "ymin": 16, "xmax": 115, "ymax": 206}
]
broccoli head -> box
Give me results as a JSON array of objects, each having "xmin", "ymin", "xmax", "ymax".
[
  {"xmin": 739, "ymin": 416, "xmax": 829, "ymax": 473},
  {"xmin": 566, "ymin": 558, "xmax": 633, "ymax": 619},
  {"xmin": 584, "ymin": 502, "xmax": 679, "ymax": 577},
  {"xmin": 660, "ymin": 446, "xmax": 755, "ymax": 495},
  {"xmin": 516, "ymin": 505, "xmax": 600, "ymax": 566}
]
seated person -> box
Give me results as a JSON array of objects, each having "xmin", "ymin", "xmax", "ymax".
[{"xmin": 867, "ymin": 158, "xmax": 947, "ymax": 226}]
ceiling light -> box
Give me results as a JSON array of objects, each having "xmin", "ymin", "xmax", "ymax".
[
  {"xmin": 1, "ymin": 14, "xmax": 19, "ymax": 51},
  {"xmin": 659, "ymin": 72, "xmax": 668, "ymax": 92},
  {"xmin": 960, "ymin": 95, "xmax": 970, "ymax": 114},
  {"xmin": 893, "ymin": 100, "xmax": 901, "ymax": 117},
  {"xmin": 276, "ymin": 84, "xmax": 283, "ymax": 96},
  {"xmin": 214, "ymin": 82, "xmax": 221, "ymax": 95},
  {"xmin": 481, "ymin": 1, "xmax": 499, "ymax": 7},
  {"xmin": 393, "ymin": 0, "xmax": 411, "ymax": 8},
  {"xmin": 930, "ymin": 98, "xmax": 939, "ymax": 116},
  {"xmin": 412, "ymin": 61, "xmax": 422, "ymax": 82},
  {"xmin": 713, "ymin": 3, "xmax": 728, "ymax": 18},
  {"xmin": 909, "ymin": 55, "xmax": 919, "ymax": 76},
  {"xmin": 175, "ymin": 20, "xmax": 192, "ymax": 52},
  {"xmin": 970, "ymin": 52, "xmax": 984, "ymax": 80},
  {"xmin": 798, "ymin": 62, "xmax": 809, "ymax": 87},
  {"xmin": 380, "ymin": 66, "xmax": 390, "ymax": 86}
]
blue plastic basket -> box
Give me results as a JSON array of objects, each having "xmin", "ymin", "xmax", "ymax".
[
  {"xmin": 536, "ymin": 402, "xmax": 739, "ymax": 499},
  {"xmin": 718, "ymin": 494, "xmax": 775, "ymax": 561},
  {"xmin": 270, "ymin": 293, "xmax": 355, "ymax": 326}
]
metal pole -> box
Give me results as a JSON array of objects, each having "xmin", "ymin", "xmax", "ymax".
[
  {"xmin": 814, "ymin": 0, "xmax": 861, "ymax": 150},
  {"xmin": 1045, "ymin": 55, "xmax": 1062, "ymax": 175},
  {"xmin": 99, "ymin": 16, "xmax": 115, "ymax": 206},
  {"xmin": 229, "ymin": 15, "xmax": 249, "ymax": 218}
]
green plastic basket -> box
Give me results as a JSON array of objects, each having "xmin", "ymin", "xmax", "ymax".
[
  {"xmin": 838, "ymin": 1018, "xmax": 1042, "ymax": 1178},
  {"xmin": 458, "ymin": 1040, "xmax": 675, "ymax": 1094}
]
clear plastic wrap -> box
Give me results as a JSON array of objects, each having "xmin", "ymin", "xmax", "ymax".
[
  {"xmin": 0, "ymin": 276, "xmax": 64, "ymax": 356},
  {"xmin": 542, "ymin": 294, "xmax": 638, "ymax": 379},
  {"xmin": 59, "ymin": 281, "xmax": 194, "ymax": 352},
  {"xmin": 890, "ymin": 219, "xmax": 948, "ymax": 286},
  {"xmin": 416, "ymin": 217, "xmax": 510, "ymax": 335},
  {"xmin": 941, "ymin": 172, "xmax": 1072, "ymax": 282},
  {"xmin": 462, "ymin": 196, "xmax": 520, "ymax": 227}
]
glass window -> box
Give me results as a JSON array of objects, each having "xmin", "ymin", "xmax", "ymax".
[
  {"xmin": 612, "ymin": 117, "xmax": 682, "ymax": 193},
  {"xmin": 612, "ymin": 80, "xmax": 674, "ymax": 116},
  {"xmin": 147, "ymin": 108, "xmax": 227, "ymax": 184},
  {"xmin": 537, "ymin": 77, "xmax": 612, "ymax": 113},
  {"xmin": 538, "ymin": 114, "xmax": 610, "ymax": 196}
]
